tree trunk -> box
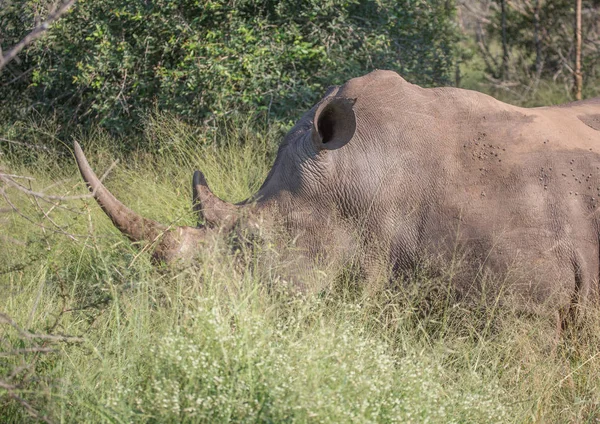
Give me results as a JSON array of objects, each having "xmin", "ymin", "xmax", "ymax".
[
  {"xmin": 501, "ymin": 0, "xmax": 509, "ymax": 80},
  {"xmin": 574, "ymin": 0, "xmax": 583, "ymax": 100}
]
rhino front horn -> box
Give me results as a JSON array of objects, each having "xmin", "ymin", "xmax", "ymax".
[
  {"xmin": 192, "ymin": 170, "xmax": 238, "ymax": 228},
  {"xmin": 74, "ymin": 141, "xmax": 205, "ymax": 263}
]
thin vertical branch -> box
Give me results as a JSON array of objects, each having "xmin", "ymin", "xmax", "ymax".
[
  {"xmin": 500, "ymin": 0, "xmax": 509, "ymax": 80},
  {"xmin": 574, "ymin": 0, "xmax": 583, "ymax": 100},
  {"xmin": 533, "ymin": 0, "xmax": 544, "ymax": 76}
]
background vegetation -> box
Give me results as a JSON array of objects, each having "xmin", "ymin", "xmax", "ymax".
[
  {"xmin": 2, "ymin": 0, "xmax": 600, "ymax": 422},
  {"xmin": 0, "ymin": 0, "xmax": 457, "ymax": 145}
]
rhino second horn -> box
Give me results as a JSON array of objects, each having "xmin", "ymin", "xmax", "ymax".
[
  {"xmin": 73, "ymin": 141, "xmax": 205, "ymax": 263},
  {"xmin": 192, "ymin": 170, "xmax": 238, "ymax": 228}
]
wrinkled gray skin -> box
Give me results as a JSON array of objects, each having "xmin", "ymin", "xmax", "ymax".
[{"xmin": 75, "ymin": 70, "xmax": 600, "ymax": 318}]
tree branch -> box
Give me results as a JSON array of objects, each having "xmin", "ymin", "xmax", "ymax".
[
  {"xmin": 0, "ymin": 0, "xmax": 76, "ymax": 71},
  {"xmin": 0, "ymin": 159, "xmax": 118, "ymax": 201},
  {"xmin": 0, "ymin": 312, "xmax": 84, "ymax": 343}
]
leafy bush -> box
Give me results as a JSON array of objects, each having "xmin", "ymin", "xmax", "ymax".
[{"xmin": 1, "ymin": 0, "xmax": 458, "ymax": 141}]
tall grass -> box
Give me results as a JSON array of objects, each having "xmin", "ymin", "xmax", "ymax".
[{"xmin": 2, "ymin": 115, "xmax": 600, "ymax": 423}]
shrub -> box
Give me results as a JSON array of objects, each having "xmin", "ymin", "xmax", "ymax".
[{"xmin": 0, "ymin": 0, "xmax": 458, "ymax": 143}]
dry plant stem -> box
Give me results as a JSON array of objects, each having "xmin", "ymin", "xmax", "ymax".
[
  {"xmin": 0, "ymin": 347, "xmax": 55, "ymax": 357},
  {"xmin": 0, "ymin": 389, "xmax": 54, "ymax": 424},
  {"xmin": 0, "ymin": 159, "xmax": 118, "ymax": 201},
  {"xmin": 574, "ymin": 0, "xmax": 583, "ymax": 100},
  {"xmin": 0, "ymin": 313, "xmax": 84, "ymax": 343},
  {"xmin": 30, "ymin": 184, "xmax": 73, "ymax": 237},
  {"xmin": 7, "ymin": 364, "xmax": 32, "ymax": 381},
  {"xmin": 0, "ymin": 137, "xmax": 57, "ymax": 153},
  {"xmin": 30, "ymin": 181, "xmax": 92, "ymax": 215},
  {"xmin": 458, "ymin": 0, "xmax": 493, "ymax": 25},
  {"xmin": 0, "ymin": 310, "xmax": 82, "ymax": 424},
  {"xmin": 0, "ymin": 186, "xmax": 83, "ymax": 239},
  {"xmin": 0, "ymin": 0, "xmax": 77, "ymax": 71},
  {"xmin": 0, "ymin": 173, "xmax": 35, "ymax": 181},
  {"xmin": 0, "ymin": 159, "xmax": 119, "ymax": 239}
]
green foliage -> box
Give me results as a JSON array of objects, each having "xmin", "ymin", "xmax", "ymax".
[{"xmin": 1, "ymin": 0, "xmax": 458, "ymax": 141}]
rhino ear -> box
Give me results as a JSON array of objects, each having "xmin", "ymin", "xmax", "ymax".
[{"xmin": 312, "ymin": 97, "xmax": 357, "ymax": 150}]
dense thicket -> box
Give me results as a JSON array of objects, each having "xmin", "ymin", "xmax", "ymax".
[{"xmin": 0, "ymin": 0, "xmax": 457, "ymax": 137}]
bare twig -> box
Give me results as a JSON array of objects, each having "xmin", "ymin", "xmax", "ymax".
[
  {"xmin": 0, "ymin": 312, "xmax": 84, "ymax": 343},
  {"xmin": 0, "ymin": 186, "xmax": 87, "ymax": 239},
  {"xmin": 0, "ymin": 347, "xmax": 56, "ymax": 357},
  {"xmin": 458, "ymin": 0, "xmax": 493, "ymax": 25},
  {"xmin": 25, "ymin": 178, "xmax": 91, "ymax": 215},
  {"xmin": 31, "ymin": 190, "xmax": 74, "ymax": 238},
  {"xmin": 1, "ymin": 67, "xmax": 34, "ymax": 86},
  {"xmin": 555, "ymin": 48, "xmax": 575, "ymax": 74},
  {"xmin": 1, "ymin": 312, "xmax": 78, "ymax": 424},
  {"xmin": 0, "ymin": 387, "xmax": 54, "ymax": 424},
  {"xmin": 476, "ymin": 23, "xmax": 500, "ymax": 78},
  {"xmin": 0, "ymin": 263, "xmax": 28, "ymax": 276},
  {"xmin": 0, "ymin": 160, "xmax": 118, "ymax": 201},
  {"xmin": 8, "ymin": 364, "xmax": 33, "ymax": 381},
  {"xmin": 0, "ymin": 137, "xmax": 56, "ymax": 153},
  {"xmin": 0, "ymin": 0, "xmax": 77, "ymax": 71},
  {"xmin": 0, "ymin": 308, "xmax": 82, "ymax": 424},
  {"xmin": 0, "ymin": 173, "xmax": 35, "ymax": 181}
]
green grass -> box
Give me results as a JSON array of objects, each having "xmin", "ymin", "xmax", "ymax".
[{"xmin": 2, "ymin": 114, "xmax": 600, "ymax": 423}]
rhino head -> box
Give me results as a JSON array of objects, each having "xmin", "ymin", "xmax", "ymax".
[{"xmin": 75, "ymin": 72, "xmax": 370, "ymax": 272}]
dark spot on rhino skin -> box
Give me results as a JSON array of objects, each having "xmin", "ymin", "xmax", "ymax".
[{"xmin": 578, "ymin": 114, "xmax": 600, "ymax": 131}]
